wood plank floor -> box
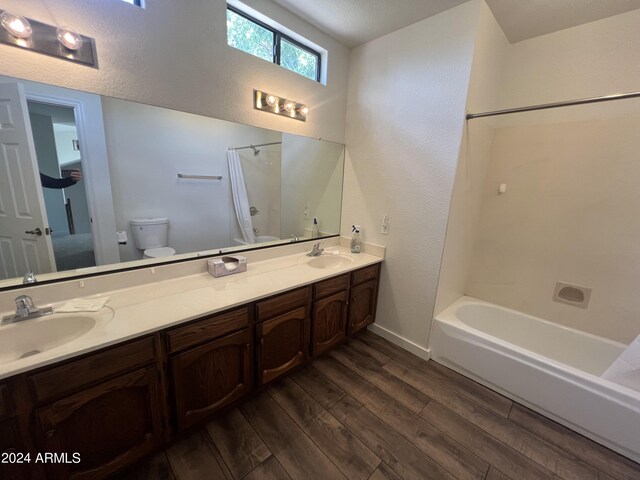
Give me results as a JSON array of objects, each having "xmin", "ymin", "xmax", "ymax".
[{"xmin": 116, "ymin": 331, "xmax": 640, "ymax": 480}]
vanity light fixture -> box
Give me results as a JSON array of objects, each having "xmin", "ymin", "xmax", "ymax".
[
  {"xmin": 57, "ymin": 26, "xmax": 83, "ymax": 51},
  {"xmin": 254, "ymin": 90, "xmax": 307, "ymax": 122},
  {"xmin": 0, "ymin": 10, "xmax": 96, "ymax": 67},
  {"xmin": 266, "ymin": 94, "xmax": 279, "ymax": 106},
  {"xmin": 0, "ymin": 12, "xmax": 32, "ymax": 39}
]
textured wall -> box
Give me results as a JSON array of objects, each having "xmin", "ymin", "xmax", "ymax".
[
  {"xmin": 467, "ymin": 113, "xmax": 640, "ymax": 344},
  {"xmin": 435, "ymin": 6, "xmax": 640, "ymax": 344},
  {"xmin": 497, "ymin": 8, "xmax": 640, "ymax": 109},
  {"xmin": 101, "ymin": 97, "xmax": 280, "ymax": 261},
  {"xmin": 434, "ymin": 0, "xmax": 509, "ymax": 315},
  {"xmin": 0, "ymin": 0, "xmax": 349, "ymax": 143},
  {"xmin": 341, "ymin": 1, "xmax": 481, "ymax": 351},
  {"xmin": 280, "ymin": 133, "xmax": 344, "ymax": 238}
]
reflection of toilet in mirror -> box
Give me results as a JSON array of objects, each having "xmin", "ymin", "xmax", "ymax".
[{"xmin": 129, "ymin": 217, "xmax": 176, "ymax": 259}]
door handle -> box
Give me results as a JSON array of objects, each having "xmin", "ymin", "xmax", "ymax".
[{"xmin": 25, "ymin": 228, "xmax": 43, "ymax": 236}]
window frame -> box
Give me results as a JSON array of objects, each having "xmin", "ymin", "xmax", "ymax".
[{"xmin": 227, "ymin": 4, "xmax": 322, "ymax": 82}]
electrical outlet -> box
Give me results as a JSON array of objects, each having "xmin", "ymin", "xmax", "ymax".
[{"xmin": 381, "ymin": 215, "xmax": 390, "ymax": 235}]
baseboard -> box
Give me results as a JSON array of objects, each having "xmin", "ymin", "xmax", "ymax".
[{"xmin": 366, "ymin": 324, "xmax": 432, "ymax": 361}]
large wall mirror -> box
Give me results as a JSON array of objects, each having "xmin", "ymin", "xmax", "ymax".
[{"xmin": 0, "ymin": 75, "xmax": 345, "ymax": 288}]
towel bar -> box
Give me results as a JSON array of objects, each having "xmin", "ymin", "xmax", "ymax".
[{"xmin": 177, "ymin": 173, "xmax": 223, "ymax": 180}]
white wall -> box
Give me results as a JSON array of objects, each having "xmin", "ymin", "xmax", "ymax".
[
  {"xmin": 53, "ymin": 126, "xmax": 80, "ymax": 166},
  {"xmin": 0, "ymin": 0, "xmax": 349, "ymax": 143},
  {"xmin": 434, "ymin": 0, "xmax": 509, "ymax": 315},
  {"xmin": 101, "ymin": 97, "xmax": 280, "ymax": 261},
  {"xmin": 53, "ymin": 126, "xmax": 92, "ymax": 235},
  {"xmin": 281, "ymin": 133, "xmax": 344, "ymax": 238},
  {"xmin": 434, "ymin": 6, "xmax": 640, "ymax": 344},
  {"xmin": 467, "ymin": 111, "xmax": 640, "ymax": 344},
  {"xmin": 29, "ymin": 112, "xmax": 69, "ymax": 237},
  {"xmin": 497, "ymin": 8, "xmax": 640, "ymax": 109},
  {"xmin": 341, "ymin": 1, "xmax": 482, "ymax": 351}
]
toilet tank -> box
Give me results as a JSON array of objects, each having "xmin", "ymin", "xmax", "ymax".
[{"xmin": 129, "ymin": 217, "xmax": 169, "ymax": 249}]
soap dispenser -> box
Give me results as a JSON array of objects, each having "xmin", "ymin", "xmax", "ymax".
[
  {"xmin": 311, "ymin": 217, "xmax": 320, "ymax": 238},
  {"xmin": 350, "ymin": 225, "xmax": 362, "ymax": 254}
]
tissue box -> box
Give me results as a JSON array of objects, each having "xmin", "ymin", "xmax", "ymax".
[{"xmin": 208, "ymin": 255, "xmax": 247, "ymax": 278}]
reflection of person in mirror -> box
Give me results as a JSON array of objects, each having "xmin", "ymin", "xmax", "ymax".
[{"xmin": 40, "ymin": 169, "xmax": 82, "ymax": 189}]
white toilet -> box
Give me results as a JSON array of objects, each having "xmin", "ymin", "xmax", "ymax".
[{"xmin": 129, "ymin": 217, "xmax": 176, "ymax": 259}]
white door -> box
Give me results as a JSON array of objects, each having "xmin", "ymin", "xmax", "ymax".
[{"xmin": 0, "ymin": 82, "xmax": 56, "ymax": 279}]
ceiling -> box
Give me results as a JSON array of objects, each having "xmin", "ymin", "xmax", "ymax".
[
  {"xmin": 272, "ymin": 0, "xmax": 640, "ymax": 47},
  {"xmin": 487, "ymin": 0, "xmax": 640, "ymax": 43}
]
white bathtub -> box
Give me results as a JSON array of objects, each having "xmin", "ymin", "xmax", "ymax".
[
  {"xmin": 233, "ymin": 235, "xmax": 280, "ymax": 246},
  {"xmin": 430, "ymin": 296, "xmax": 640, "ymax": 462}
]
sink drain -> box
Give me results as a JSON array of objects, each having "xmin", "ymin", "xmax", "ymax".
[{"xmin": 20, "ymin": 350, "xmax": 41, "ymax": 359}]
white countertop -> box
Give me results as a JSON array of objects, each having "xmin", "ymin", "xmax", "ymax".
[{"xmin": 0, "ymin": 246, "xmax": 382, "ymax": 380}]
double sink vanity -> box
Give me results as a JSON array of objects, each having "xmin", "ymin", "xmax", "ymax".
[{"xmin": 0, "ymin": 241, "xmax": 383, "ymax": 479}]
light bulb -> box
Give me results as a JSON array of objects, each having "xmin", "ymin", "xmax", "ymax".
[
  {"xmin": 1, "ymin": 12, "xmax": 32, "ymax": 39},
  {"xmin": 57, "ymin": 27, "xmax": 83, "ymax": 51},
  {"xmin": 266, "ymin": 94, "xmax": 278, "ymax": 107},
  {"xmin": 284, "ymin": 101, "xmax": 295, "ymax": 113},
  {"xmin": 300, "ymin": 106, "xmax": 309, "ymax": 115}
]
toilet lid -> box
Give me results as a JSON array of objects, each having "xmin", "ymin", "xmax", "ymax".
[{"xmin": 144, "ymin": 247, "xmax": 176, "ymax": 258}]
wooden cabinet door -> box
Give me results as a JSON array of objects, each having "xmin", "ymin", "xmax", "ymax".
[
  {"xmin": 348, "ymin": 279, "xmax": 378, "ymax": 335},
  {"xmin": 312, "ymin": 290, "xmax": 348, "ymax": 356},
  {"xmin": 34, "ymin": 367, "xmax": 164, "ymax": 480},
  {"xmin": 257, "ymin": 307, "xmax": 309, "ymax": 385},
  {"xmin": 170, "ymin": 329, "xmax": 252, "ymax": 431},
  {"xmin": 0, "ymin": 419, "xmax": 29, "ymax": 480}
]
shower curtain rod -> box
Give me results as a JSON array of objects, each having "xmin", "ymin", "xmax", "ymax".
[
  {"xmin": 230, "ymin": 141, "xmax": 282, "ymax": 150},
  {"xmin": 466, "ymin": 91, "xmax": 640, "ymax": 120}
]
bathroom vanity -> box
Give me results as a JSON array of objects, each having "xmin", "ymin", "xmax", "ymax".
[{"xmin": 0, "ymin": 252, "xmax": 381, "ymax": 480}]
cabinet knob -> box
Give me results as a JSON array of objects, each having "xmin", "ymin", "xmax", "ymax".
[{"xmin": 45, "ymin": 430, "xmax": 56, "ymax": 439}]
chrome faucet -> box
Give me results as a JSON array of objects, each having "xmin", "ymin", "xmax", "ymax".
[
  {"xmin": 2, "ymin": 295, "xmax": 53, "ymax": 325},
  {"xmin": 290, "ymin": 234, "xmax": 300, "ymax": 243},
  {"xmin": 23, "ymin": 271, "xmax": 37, "ymax": 285},
  {"xmin": 306, "ymin": 242, "xmax": 324, "ymax": 257}
]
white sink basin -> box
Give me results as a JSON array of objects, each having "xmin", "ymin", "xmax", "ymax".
[
  {"xmin": 0, "ymin": 314, "xmax": 97, "ymax": 363},
  {"xmin": 307, "ymin": 255, "xmax": 354, "ymax": 269}
]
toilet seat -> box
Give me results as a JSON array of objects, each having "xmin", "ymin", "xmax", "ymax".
[{"xmin": 143, "ymin": 247, "xmax": 176, "ymax": 258}]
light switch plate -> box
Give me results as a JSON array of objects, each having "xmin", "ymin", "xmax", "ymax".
[{"xmin": 381, "ymin": 215, "xmax": 390, "ymax": 235}]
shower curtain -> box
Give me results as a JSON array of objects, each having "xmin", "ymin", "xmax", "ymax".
[{"xmin": 227, "ymin": 149, "xmax": 256, "ymax": 244}]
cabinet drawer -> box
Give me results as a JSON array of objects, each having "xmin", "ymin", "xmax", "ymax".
[
  {"xmin": 166, "ymin": 307, "xmax": 249, "ymax": 354},
  {"xmin": 351, "ymin": 264, "xmax": 380, "ymax": 286},
  {"xmin": 313, "ymin": 274, "xmax": 350, "ymax": 300},
  {"xmin": 29, "ymin": 336, "xmax": 156, "ymax": 403},
  {"xmin": 257, "ymin": 286, "xmax": 311, "ymax": 322}
]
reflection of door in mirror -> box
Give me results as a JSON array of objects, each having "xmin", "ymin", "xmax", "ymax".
[
  {"xmin": 0, "ymin": 82, "xmax": 56, "ymax": 279},
  {"xmin": 27, "ymin": 101, "xmax": 96, "ymax": 271},
  {"xmin": 0, "ymin": 75, "xmax": 121, "ymax": 282}
]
